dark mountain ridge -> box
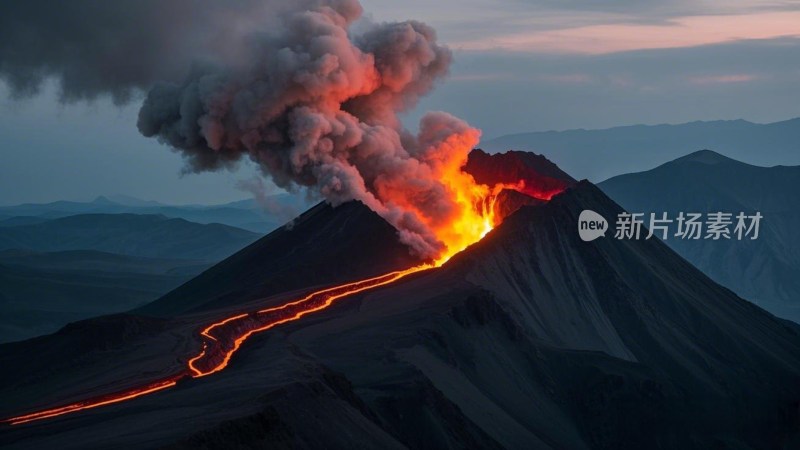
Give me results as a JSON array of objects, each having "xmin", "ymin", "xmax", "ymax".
[
  {"xmin": 0, "ymin": 214, "xmax": 258, "ymax": 342},
  {"xmin": 0, "ymin": 213, "xmax": 260, "ymax": 261},
  {"xmin": 599, "ymin": 149, "xmax": 800, "ymax": 323},
  {"xmin": 0, "ymin": 195, "xmax": 302, "ymax": 233}
]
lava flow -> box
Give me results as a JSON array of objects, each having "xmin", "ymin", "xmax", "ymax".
[
  {"xmin": 1, "ymin": 266, "xmax": 435, "ymax": 426},
  {"xmin": 1, "ymin": 182, "xmax": 520, "ymax": 427},
  {"xmin": 2, "ymin": 377, "xmax": 181, "ymax": 426},
  {"xmin": 187, "ymin": 265, "xmax": 433, "ymax": 378}
]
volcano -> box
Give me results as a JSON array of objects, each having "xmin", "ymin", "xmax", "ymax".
[{"xmin": 1, "ymin": 151, "xmax": 799, "ymax": 449}]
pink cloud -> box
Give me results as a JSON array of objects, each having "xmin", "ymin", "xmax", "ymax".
[
  {"xmin": 454, "ymin": 11, "xmax": 800, "ymax": 54},
  {"xmin": 688, "ymin": 74, "xmax": 760, "ymax": 84}
]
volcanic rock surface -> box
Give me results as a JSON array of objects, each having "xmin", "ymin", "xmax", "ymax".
[
  {"xmin": 466, "ymin": 149, "xmax": 575, "ymax": 200},
  {"xmin": 138, "ymin": 200, "xmax": 421, "ymax": 317}
]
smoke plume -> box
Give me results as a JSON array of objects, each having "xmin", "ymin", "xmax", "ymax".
[
  {"xmin": 2, "ymin": 0, "xmax": 488, "ymax": 259},
  {"xmin": 137, "ymin": 0, "xmax": 485, "ymax": 258},
  {"xmin": 0, "ymin": 0, "xmax": 291, "ymax": 102}
]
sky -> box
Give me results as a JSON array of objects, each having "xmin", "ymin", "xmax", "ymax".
[{"xmin": 0, "ymin": 0, "xmax": 798, "ymax": 205}]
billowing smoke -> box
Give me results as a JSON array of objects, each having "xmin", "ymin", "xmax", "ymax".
[
  {"xmin": 0, "ymin": 0, "xmax": 292, "ymax": 102},
  {"xmin": 137, "ymin": 0, "xmax": 484, "ymax": 258},
  {"xmin": 1, "ymin": 0, "xmax": 488, "ymax": 259}
]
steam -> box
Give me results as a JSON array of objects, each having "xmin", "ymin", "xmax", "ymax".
[{"xmin": 236, "ymin": 176, "xmax": 303, "ymax": 226}]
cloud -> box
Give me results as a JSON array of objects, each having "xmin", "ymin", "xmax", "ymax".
[
  {"xmin": 688, "ymin": 74, "xmax": 760, "ymax": 85},
  {"xmin": 405, "ymin": 36, "xmax": 800, "ymax": 136},
  {"xmin": 452, "ymin": 11, "xmax": 800, "ymax": 53},
  {"xmin": 362, "ymin": 0, "xmax": 800, "ymax": 54}
]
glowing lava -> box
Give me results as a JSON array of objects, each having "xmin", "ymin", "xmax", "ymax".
[
  {"xmin": 0, "ymin": 263, "xmax": 439, "ymax": 427},
  {"xmin": 187, "ymin": 265, "xmax": 432, "ymax": 378},
  {"xmin": 2, "ymin": 377, "xmax": 180, "ymax": 426},
  {"xmin": 1, "ymin": 176, "xmax": 534, "ymax": 427}
]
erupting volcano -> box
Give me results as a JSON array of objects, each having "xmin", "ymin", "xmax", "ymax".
[
  {"xmin": 0, "ymin": 0, "xmax": 584, "ymax": 428},
  {"xmin": 0, "ymin": 0, "xmax": 582, "ymax": 423},
  {"xmin": 4, "ymin": 0, "xmax": 800, "ymax": 447}
]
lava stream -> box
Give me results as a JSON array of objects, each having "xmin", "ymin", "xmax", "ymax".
[
  {"xmin": 187, "ymin": 264, "xmax": 432, "ymax": 378},
  {"xmin": 1, "ymin": 264, "xmax": 432, "ymax": 426},
  {"xmin": 2, "ymin": 377, "xmax": 181, "ymax": 426},
  {"xmin": 1, "ymin": 184, "xmax": 519, "ymax": 426}
]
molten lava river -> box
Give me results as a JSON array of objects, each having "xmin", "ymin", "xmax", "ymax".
[{"xmin": 2, "ymin": 182, "xmax": 545, "ymax": 426}]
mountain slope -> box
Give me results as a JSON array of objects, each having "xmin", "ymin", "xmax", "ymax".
[
  {"xmin": 138, "ymin": 201, "xmax": 422, "ymax": 316},
  {"xmin": 2, "ymin": 182, "xmax": 799, "ymax": 449},
  {"xmin": 0, "ymin": 214, "xmax": 260, "ymax": 261},
  {"xmin": 270, "ymin": 181, "xmax": 800, "ymax": 449},
  {"xmin": 599, "ymin": 150, "xmax": 800, "ymax": 322},
  {"xmin": 483, "ymin": 118, "xmax": 800, "ymax": 181}
]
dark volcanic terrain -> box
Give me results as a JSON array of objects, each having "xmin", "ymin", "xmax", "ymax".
[{"xmin": 1, "ymin": 174, "xmax": 799, "ymax": 449}]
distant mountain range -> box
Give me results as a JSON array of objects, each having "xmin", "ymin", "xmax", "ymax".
[
  {"xmin": 0, "ymin": 193, "xmax": 310, "ymax": 233},
  {"xmin": 599, "ymin": 149, "xmax": 800, "ymax": 323},
  {"xmin": 483, "ymin": 117, "xmax": 800, "ymax": 181},
  {"xmin": 0, "ymin": 213, "xmax": 260, "ymax": 261},
  {"xmin": 0, "ymin": 214, "xmax": 262, "ymax": 343},
  {"xmin": 0, "ymin": 250, "xmax": 210, "ymax": 343}
]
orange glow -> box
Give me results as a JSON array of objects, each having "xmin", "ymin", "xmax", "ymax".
[
  {"xmin": 373, "ymin": 127, "xmax": 507, "ymax": 266},
  {"xmin": 2, "ymin": 265, "xmax": 436, "ymax": 426},
  {"xmin": 188, "ymin": 264, "xmax": 432, "ymax": 378},
  {"xmin": 1, "ymin": 377, "xmax": 180, "ymax": 426}
]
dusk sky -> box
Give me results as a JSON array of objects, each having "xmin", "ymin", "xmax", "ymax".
[{"xmin": 1, "ymin": 0, "xmax": 798, "ymax": 205}]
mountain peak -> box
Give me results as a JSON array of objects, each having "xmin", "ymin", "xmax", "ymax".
[
  {"xmin": 91, "ymin": 195, "xmax": 117, "ymax": 205},
  {"xmin": 672, "ymin": 149, "xmax": 737, "ymax": 166},
  {"xmin": 107, "ymin": 194, "xmax": 163, "ymax": 207},
  {"xmin": 140, "ymin": 200, "xmax": 421, "ymax": 316}
]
